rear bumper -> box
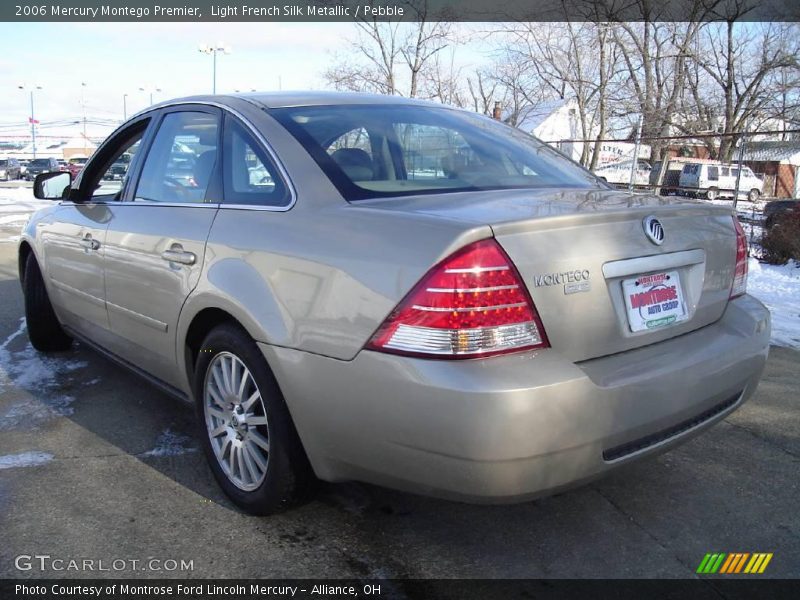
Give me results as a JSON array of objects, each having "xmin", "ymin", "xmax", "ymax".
[{"xmin": 262, "ymin": 294, "xmax": 770, "ymax": 503}]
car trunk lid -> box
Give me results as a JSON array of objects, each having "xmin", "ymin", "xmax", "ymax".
[{"xmin": 357, "ymin": 188, "xmax": 737, "ymax": 362}]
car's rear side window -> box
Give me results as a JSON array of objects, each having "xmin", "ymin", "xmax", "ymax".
[
  {"xmin": 272, "ymin": 104, "xmax": 599, "ymax": 201},
  {"xmin": 221, "ymin": 116, "xmax": 289, "ymax": 207}
]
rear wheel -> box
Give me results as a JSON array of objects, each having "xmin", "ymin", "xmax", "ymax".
[
  {"xmin": 706, "ymin": 187, "xmax": 719, "ymax": 201},
  {"xmin": 748, "ymin": 189, "xmax": 760, "ymax": 202},
  {"xmin": 23, "ymin": 254, "xmax": 72, "ymax": 352},
  {"xmin": 193, "ymin": 323, "xmax": 314, "ymax": 515}
]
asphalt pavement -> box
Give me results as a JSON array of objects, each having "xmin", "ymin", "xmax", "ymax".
[{"xmin": 0, "ymin": 198, "xmax": 798, "ymax": 581}]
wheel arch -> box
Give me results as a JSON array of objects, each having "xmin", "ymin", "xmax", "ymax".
[
  {"xmin": 183, "ymin": 307, "xmax": 246, "ymax": 388},
  {"xmin": 18, "ymin": 240, "xmax": 34, "ymax": 285}
]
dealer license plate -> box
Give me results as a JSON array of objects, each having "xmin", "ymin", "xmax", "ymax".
[{"xmin": 622, "ymin": 270, "xmax": 688, "ymax": 332}]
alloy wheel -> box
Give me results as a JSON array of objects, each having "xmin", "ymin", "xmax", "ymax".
[{"xmin": 203, "ymin": 351, "xmax": 270, "ymax": 491}]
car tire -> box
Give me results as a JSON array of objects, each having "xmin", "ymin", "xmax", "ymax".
[
  {"xmin": 23, "ymin": 253, "xmax": 73, "ymax": 352},
  {"xmin": 706, "ymin": 187, "xmax": 718, "ymax": 201},
  {"xmin": 748, "ymin": 189, "xmax": 760, "ymax": 202},
  {"xmin": 193, "ymin": 323, "xmax": 315, "ymax": 515}
]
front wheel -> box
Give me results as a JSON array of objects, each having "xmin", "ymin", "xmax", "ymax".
[
  {"xmin": 748, "ymin": 189, "xmax": 760, "ymax": 202},
  {"xmin": 193, "ymin": 323, "xmax": 314, "ymax": 515},
  {"xmin": 706, "ymin": 187, "xmax": 719, "ymax": 201},
  {"xmin": 23, "ymin": 254, "xmax": 73, "ymax": 352}
]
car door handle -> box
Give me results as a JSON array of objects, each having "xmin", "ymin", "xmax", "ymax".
[
  {"xmin": 80, "ymin": 235, "xmax": 100, "ymax": 251},
  {"xmin": 161, "ymin": 248, "xmax": 197, "ymax": 265}
]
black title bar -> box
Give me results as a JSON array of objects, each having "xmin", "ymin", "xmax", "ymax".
[{"xmin": 3, "ymin": 0, "xmax": 800, "ymax": 22}]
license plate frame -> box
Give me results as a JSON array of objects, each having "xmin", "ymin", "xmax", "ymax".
[{"xmin": 622, "ymin": 270, "xmax": 688, "ymax": 332}]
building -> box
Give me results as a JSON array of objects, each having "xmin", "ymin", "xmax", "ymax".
[
  {"xmin": 742, "ymin": 141, "xmax": 800, "ymax": 199},
  {"xmin": 521, "ymin": 98, "xmax": 650, "ymax": 166},
  {"xmin": 61, "ymin": 134, "xmax": 97, "ymax": 161}
]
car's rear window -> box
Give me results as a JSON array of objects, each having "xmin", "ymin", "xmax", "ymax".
[
  {"xmin": 0, "ymin": 160, "xmax": 7, "ymax": 166},
  {"xmin": 29, "ymin": 159, "xmax": 50, "ymax": 167},
  {"xmin": 271, "ymin": 104, "xmax": 599, "ymax": 201}
]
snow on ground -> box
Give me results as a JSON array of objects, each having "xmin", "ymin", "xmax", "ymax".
[
  {"xmin": 0, "ymin": 319, "xmax": 93, "ymax": 431},
  {"xmin": 0, "ymin": 185, "xmax": 51, "ymax": 243},
  {"xmin": 0, "ymin": 184, "xmax": 50, "ymax": 211},
  {"xmin": 0, "ymin": 451, "xmax": 54, "ymax": 470},
  {"xmin": 141, "ymin": 429, "xmax": 197, "ymax": 457},
  {"xmin": 747, "ymin": 258, "xmax": 800, "ymax": 349}
]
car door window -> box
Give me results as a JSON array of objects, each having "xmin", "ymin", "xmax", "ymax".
[
  {"xmin": 707, "ymin": 166, "xmax": 719, "ymax": 181},
  {"xmin": 77, "ymin": 121, "xmax": 148, "ymax": 203},
  {"xmin": 135, "ymin": 111, "xmax": 220, "ymax": 204},
  {"xmin": 91, "ymin": 138, "xmax": 143, "ymax": 200},
  {"xmin": 221, "ymin": 117, "xmax": 289, "ymax": 207}
]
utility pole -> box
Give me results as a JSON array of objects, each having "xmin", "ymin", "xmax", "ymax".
[
  {"xmin": 628, "ymin": 113, "xmax": 643, "ymax": 193},
  {"xmin": 18, "ymin": 84, "xmax": 42, "ymax": 159},
  {"xmin": 733, "ymin": 135, "xmax": 747, "ymax": 210},
  {"xmin": 123, "ymin": 93, "xmax": 128, "ymax": 120},
  {"xmin": 80, "ymin": 82, "xmax": 88, "ymax": 143}
]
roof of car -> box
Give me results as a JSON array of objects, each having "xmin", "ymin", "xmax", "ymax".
[
  {"xmin": 239, "ymin": 91, "xmax": 445, "ymax": 109},
  {"xmin": 151, "ymin": 91, "xmax": 449, "ymax": 112}
]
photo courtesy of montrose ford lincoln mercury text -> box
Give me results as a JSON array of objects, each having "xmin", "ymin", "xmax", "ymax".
[{"xmin": 20, "ymin": 92, "xmax": 770, "ymax": 515}]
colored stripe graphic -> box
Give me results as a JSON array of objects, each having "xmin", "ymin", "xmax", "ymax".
[
  {"xmin": 719, "ymin": 554, "xmax": 736, "ymax": 573},
  {"xmin": 700, "ymin": 552, "xmax": 773, "ymax": 574}
]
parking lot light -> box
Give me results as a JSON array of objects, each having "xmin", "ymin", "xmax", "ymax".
[
  {"xmin": 198, "ymin": 42, "xmax": 232, "ymax": 94},
  {"xmin": 139, "ymin": 86, "xmax": 162, "ymax": 106}
]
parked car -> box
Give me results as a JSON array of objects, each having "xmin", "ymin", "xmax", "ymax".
[
  {"xmin": 763, "ymin": 199, "xmax": 800, "ymax": 229},
  {"xmin": 679, "ymin": 162, "xmax": 764, "ymax": 202},
  {"xmin": 593, "ymin": 159, "xmax": 652, "ymax": 187},
  {"xmin": 0, "ymin": 158, "xmax": 22, "ymax": 180},
  {"xmin": 102, "ymin": 153, "xmax": 132, "ymax": 181},
  {"xmin": 66, "ymin": 157, "xmax": 89, "ymax": 178},
  {"xmin": 24, "ymin": 157, "xmax": 61, "ymax": 181},
  {"xmin": 22, "ymin": 93, "xmax": 770, "ymax": 515}
]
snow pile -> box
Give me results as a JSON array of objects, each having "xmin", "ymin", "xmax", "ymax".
[
  {"xmin": 747, "ymin": 258, "xmax": 800, "ymax": 349},
  {"xmin": 0, "ymin": 319, "xmax": 89, "ymax": 431},
  {"xmin": 141, "ymin": 429, "xmax": 197, "ymax": 457},
  {"xmin": 0, "ymin": 451, "xmax": 54, "ymax": 470}
]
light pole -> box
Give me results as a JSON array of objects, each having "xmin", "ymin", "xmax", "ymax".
[
  {"xmin": 139, "ymin": 86, "xmax": 161, "ymax": 106},
  {"xmin": 80, "ymin": 82, "xmax": 88, "ymax": 142},
  {"xmin": 198, "ymin": 42, "xmax": 231, "ymax": 94},
  {"xmin": 123, "ymin": 93, "xmax": 128, "ymax": 120},
  {"xmin": 18, "ymin": 84, "xmax": 42, "ymax": 159}
]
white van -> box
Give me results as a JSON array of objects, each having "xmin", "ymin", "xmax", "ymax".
[
  {"xmin": 679, "ymin": 162, "xmax": 763, "ymax": 201},
  {"xmin": 593, "ymin": 159, "xmax": 652, "ymax": 187}
]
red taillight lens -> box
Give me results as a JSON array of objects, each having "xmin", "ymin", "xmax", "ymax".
[
  {"xmin": 367, "ymin": 238, "xmax": 549, "ymax": 358},
  {"xmin": 731, "ymin": 216, "xmax": 748, "ymax": 298}
]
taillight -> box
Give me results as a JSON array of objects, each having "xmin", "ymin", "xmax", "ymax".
[
  {"xmin": 731, "ymin": 216, "xmax": 748, "ymax": 298},
  {"xmin": 367, "ymin": 238, "xmax": 549, "ymax": 358}
]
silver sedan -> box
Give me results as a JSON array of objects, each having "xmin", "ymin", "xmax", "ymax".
[{"xmin": 20, "ymin": 92, "xmax": 770, "ymax": 514}]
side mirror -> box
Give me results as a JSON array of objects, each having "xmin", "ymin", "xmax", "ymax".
[{"xmin": 34, "ymin": 171, "xmax": 71, "ymax": 200}]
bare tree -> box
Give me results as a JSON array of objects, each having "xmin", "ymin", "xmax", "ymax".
[
  {"xmin": 323, "ymin": 1, "xmax": 454, "ymax": 98},
  {"xmin": 683, "ymin": 20, "xmax": 800, "ymax": 159},
  {"xmin": 492, "ymin": 21, "xmax": 622, "ymax": 164},
  {"xmin": 611, "ymin": 17, "xmax": 704, "ymax": 162}
]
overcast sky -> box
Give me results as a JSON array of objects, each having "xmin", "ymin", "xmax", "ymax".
[{"xmin": 1, "ymin": 22, "xmax": 487, "ymax": 140}]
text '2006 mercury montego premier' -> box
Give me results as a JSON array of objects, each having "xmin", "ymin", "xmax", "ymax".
[{"xmin": 22, "ymin": 92, "xmax": 770, "ymax": 514}]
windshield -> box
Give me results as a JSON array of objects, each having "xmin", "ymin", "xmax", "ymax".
[{"xmin": 271, "ymin": 104, "xmax": 600, "ymax": 201}]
